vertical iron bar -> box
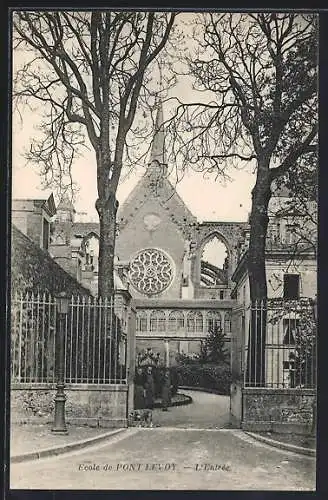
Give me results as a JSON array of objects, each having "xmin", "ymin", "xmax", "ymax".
[
  {"xmin": 260, "ymin": 300, "xmax": 264, "ymax": 387},
  {"xmin": 109, "ymin": 297, "xmax": 113, "ymax": 382},
  {"xmin": 87, "ymin": 297, "xmax": 91, "ymax": 383},
  {"xmin": 11, "ymin": 294, "xmax": 17, "ymax": 381},
  {"xmin": 103, "ymin": 298, "xmax": 108, "ymax": 383},
  {"xmin": 64, "ymin": 303, "xmax": 68, "ymax": 383},
  {"xmin": 81, "ymin": 296, "xmax": 85, "ymax": 384},
  {"xmin": 75, "ymin": 295, "xmax": 80, "ymax": 384},
  {"xmin": 254, "ymin": 301, "xmax": 257, "ymax": 387},
  {"xmin": 98, "ymin": 297, "xmax": 102, "ymax": 384},
  {"xmin": 41, "ymin": 293, "xmax": 46, "ymax": 383},
  {"xmin": 277, "ymin": 303, "xmax": 280, "ymax": 388},
  {"xmin": 92, "ymin": 296, "xmax": 96, "ymax": 383},
  {"xmin": 114, "ymin": 299, "xmax": 118, "ymax": 383},
  {"xmin": 69, "ymin": 296, "xmax": 74, "ymax": 384},
  {"xmin": 24, "ymin": 292, "xmax": 29, "ymax": 383},
  {"xmin": 36, "ymin": 292, "xmax": 40, "ymax": 382},
  {"xmin": 18, "ymin": 293, "xmax": 23, "ymax": 382},
  {"xmin": 30, "ymin": 291, "xmax": 34, "ymax": 383}
]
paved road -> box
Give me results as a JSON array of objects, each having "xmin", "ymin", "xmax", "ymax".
[
  {"xmin": 153, "ymin": 390, "xmax": 230, "ymax": 428},
  {"xmin": 10, "ymin": 427, "xmax": 315, "ymax": 490}
]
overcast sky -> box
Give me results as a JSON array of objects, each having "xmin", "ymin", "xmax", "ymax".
[{"xmin": 12, "ymin": 123, "xmax": 255, "ymax": 224}]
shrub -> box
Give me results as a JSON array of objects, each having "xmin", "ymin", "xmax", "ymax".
[{"xmin": 176, "ymin": 362, "xmax": 231, "ymax": 395}]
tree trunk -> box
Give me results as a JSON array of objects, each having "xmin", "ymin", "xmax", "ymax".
[
  {"xmin": 96, "ymin": 193, "xmax": 119, "ymax": 299},
  {"xmin": 246, "ymin": 167, "xmax": 271, "ymax": 386}
]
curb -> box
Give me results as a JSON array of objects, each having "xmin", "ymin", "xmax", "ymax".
[
  {"xmin": 11, "ymin": 428, "xmax": 127, "ymax": 463},
  {"xmin": 153, "ymin": 393, "xmax": 192, "ymax": 409},
  {"xmin": 179, "ymin": 386, "xmax": 229, "ymax": 396},
  {"xmin": 245, "ymin": 431, "xmax": 316, "ymax": 457}
]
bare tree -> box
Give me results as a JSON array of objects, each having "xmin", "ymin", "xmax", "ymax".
[
  {"xmin": 13, "ymin": 11, "xmax": 176, "ymax": 298},
  {"xmin": 167, "ymin": 13, "xmax": 318, "ymax": 385},
  {"xmin": 169, "ymin": 12, "xmax": 317, "ymax": 301}
]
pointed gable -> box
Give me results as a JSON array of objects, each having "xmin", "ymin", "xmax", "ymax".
[
  {"xmin": 118, "ymin": 99, "xmax": 197, "ymax": 236},
  {"xmin": 117, "ymin": 175, "xmax": 197, "ymax": 236}
]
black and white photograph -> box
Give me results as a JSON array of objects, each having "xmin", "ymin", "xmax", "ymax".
[{"xmin": 9, "ymin": 9, "xmax": 317, "ymax": 491}]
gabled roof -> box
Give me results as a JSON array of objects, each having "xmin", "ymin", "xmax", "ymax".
[{"xmin": 117, "ymin": 174, "xmax": 197, "ymax": 234}]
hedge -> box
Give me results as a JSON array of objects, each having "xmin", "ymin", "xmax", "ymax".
[{"xmin": 175, "ymin": 362, "xmax": 231, "ymax": 395}]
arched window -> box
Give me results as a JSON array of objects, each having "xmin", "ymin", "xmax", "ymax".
[
  {"xmin": 150, "ymin": 310, "xmax": 166, "ymax": 332},
  {"xmin": 200, "ymin": 235, "xmax": 229, "ymax": 287},
  {"xmin": 206, "ymin": 310, "xmax": 222, "ymax": 333},
  {"xmin": 158, "ymin": 311, "xmax": 166, "ymax": 332},
  {"xmin": 187, "ymin": 311, "xmax": 196, "ymax": 332},
  {"xmin": 224, "ymin": 312, "xmax": 231, "ymax": 333},
  {"xmin": 168, "ymin": 311, "xmax": 184, "ymax": 331},
  {"xmin": 136, "ymin": 311, "xmax": 147, "ymax": 332},
  {"xmin": 195, "ymin": 312, "xmax": 203, "ymax": 332}
]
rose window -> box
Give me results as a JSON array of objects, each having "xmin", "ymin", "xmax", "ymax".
[{"xmin": 129, "ymin": 248, "xmax": 174, "ymax": 295}]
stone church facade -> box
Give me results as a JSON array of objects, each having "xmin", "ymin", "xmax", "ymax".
[{"xmin": 48, "ymin": 104, "xmax": 247, "ymax": 363}]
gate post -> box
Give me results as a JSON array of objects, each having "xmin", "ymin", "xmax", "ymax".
[
  {"xmin": 229, "ymin": 305, "xmax": 245, "ymax": 428},
  {"xmin": 127, "ymin": 302, "xmax": 136, "ymax": 414}
]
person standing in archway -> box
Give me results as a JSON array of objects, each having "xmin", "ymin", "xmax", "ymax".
[
  {"xmin": 134, "ymin": 366, "xmax": 146, "ymax": 410},
  {"xmin": 161, "ymin": 368, "xmax": 172, "ymax": 411},
  {"xmin": 144, "ymin": 366, "xmax": 155, "ymax": 409}
]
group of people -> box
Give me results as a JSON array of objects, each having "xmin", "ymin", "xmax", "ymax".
[{"xmin": 134, "ymin": 348, "xmax": 172, "ymax": 411}]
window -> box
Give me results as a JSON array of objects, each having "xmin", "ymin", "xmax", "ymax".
[
  {"xmin": 150, "ymin": 311, "xmax": 158, "ymax": 332},
  {"xmin": 187, "ymin": 312, "xmax": 196, "ymax": 332},
  {"xmin": 220, "ymin": 290, "xmax": 224, "ymax": 300},
  {"xmin": 168, "ymin": 311, "xmax": 184, "ymax": 331},
  {"xmin": 158, "ymin": 311, "xmax": 166, "ymax": 332},
  {"xmin": 283, "ymin": 274, "xmax": 300, "ymax": 300},
  {"xmin": 137, "ymin": 311, "xmax": 147, "ymax": 332},
  {"xmin": 206, "ymin": 311, "xmax": 221, "ymax": 332},
  {"xmin": 150, "ymin": 310, "xmax": 166, "ymax": 332},
  {"xmin": 42, "ymin": 218, "xmax": 49, "ymax": 250},
  {"xmin": 285, "ymin": 224, "xmax": 298, "ymax": 245},
  {"xmin": 283, "ymin": 319, "xmax": 298, "ymax": 345},
  {"xmin": 224, "ymin": 312, "xmax": 231, "ymax": 333},
  {"xmin": 195, "ymin": 312, "xmax": 203, "ymax": 332}
]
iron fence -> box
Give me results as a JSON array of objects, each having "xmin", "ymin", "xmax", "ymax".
[
  {"xmin": 11, "ymin": 292, "xmax": 128, "ymax": 385},
  {"xmin": 243, "ymin": 298, "xmax": 317, "ymax": 388}
]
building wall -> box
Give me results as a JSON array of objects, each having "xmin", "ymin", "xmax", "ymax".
[
  {"xmin": 12, "ymin": 199, "xmax": 53, "ymax": 250},
  {"xmin": 116, "ymin": 198, "xmax": 186, "ymax": 299},
  {"xmin": 233, "ymin": 257, "xmax": 316, "ymax": 307}
]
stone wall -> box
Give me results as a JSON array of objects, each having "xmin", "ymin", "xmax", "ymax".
[
  {"xmin": 11, "ymin": 384, "xmax": 128, "ymax": 428},
  {"xmin": 241, "ymin": 388, "xmax": 316, "ymax": 435}
]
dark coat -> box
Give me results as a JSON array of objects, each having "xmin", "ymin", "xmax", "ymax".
[{"xmin": 144, "ymin": 372, "xmax": 155, "ymax": 408}]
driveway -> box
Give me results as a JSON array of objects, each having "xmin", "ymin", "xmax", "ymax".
[{"xmin": 153, "ymin": 389, "xmax": 230, "ymax": 428}]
